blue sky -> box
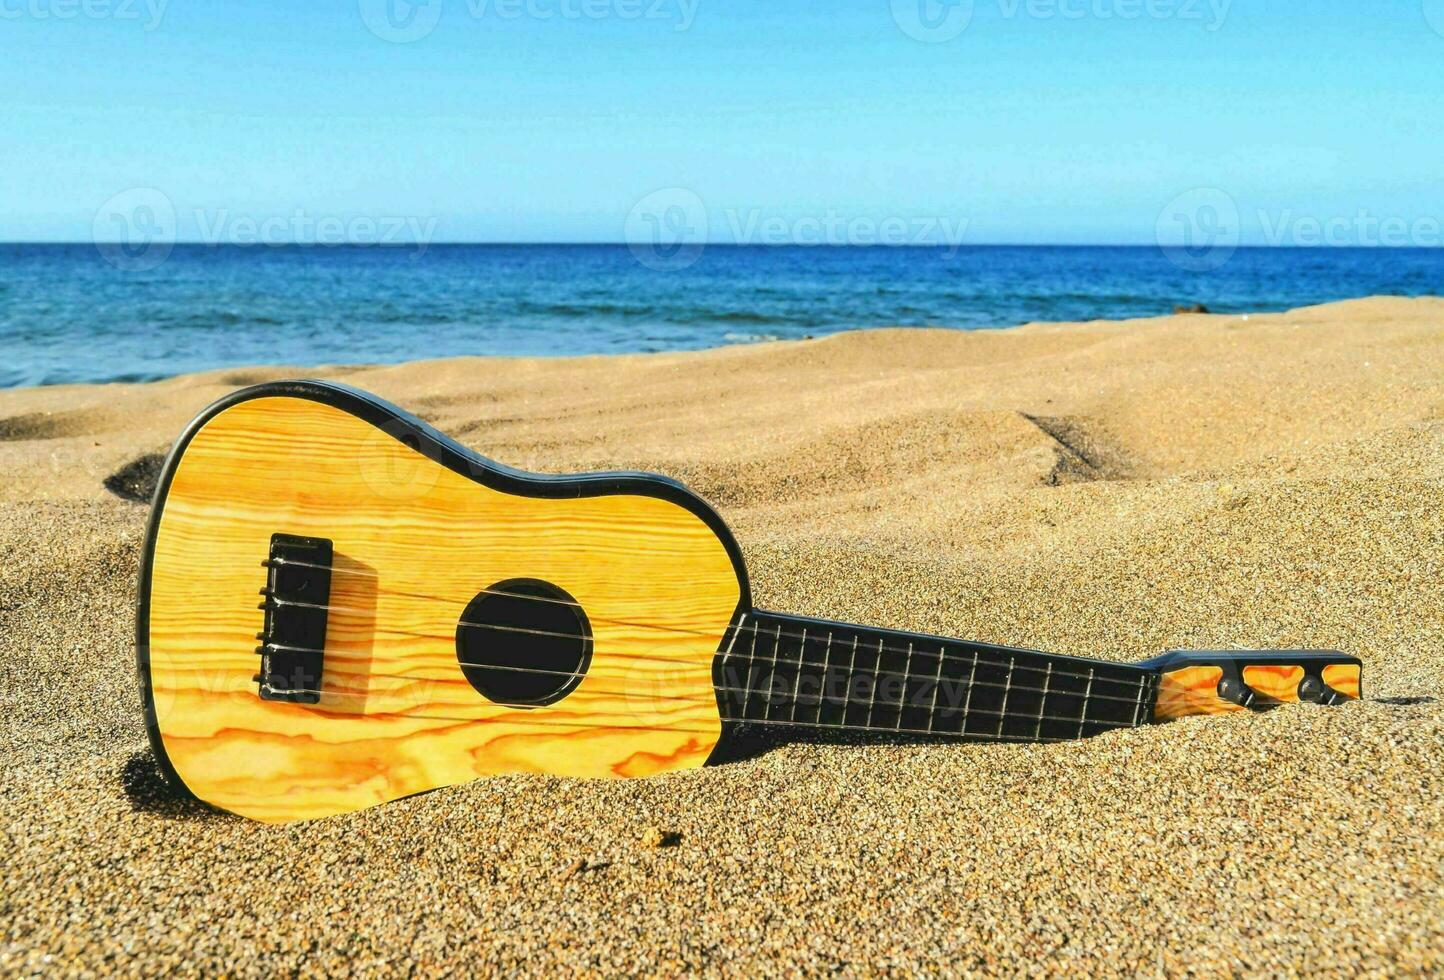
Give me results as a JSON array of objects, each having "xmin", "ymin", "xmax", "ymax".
[{"xmin": 3, "ymin": 0, "xmax": 1442, "ymax": 244}]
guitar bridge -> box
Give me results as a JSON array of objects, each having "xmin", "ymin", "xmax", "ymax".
[{"xmin": 256, "ymin": 533, "xmax": 333, "ymax": 703}]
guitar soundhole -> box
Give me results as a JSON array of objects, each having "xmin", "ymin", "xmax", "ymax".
[{"xmin": 455, "ymin": 578, "xmax": 592, "ymax": 707}]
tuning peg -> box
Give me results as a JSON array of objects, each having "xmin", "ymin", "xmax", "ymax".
[
  {"xmin": 1297, "ymin": 673, "xmax": 1349, "ymax": 706},
  {"xmin": 1217, "ymin": 672, "xmax": 1281, "ymax": 711}
]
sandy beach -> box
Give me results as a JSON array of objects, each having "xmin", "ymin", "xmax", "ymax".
[{"xmin": 2, "ymin": 295, "xmax": 1442, "ymax": 974}]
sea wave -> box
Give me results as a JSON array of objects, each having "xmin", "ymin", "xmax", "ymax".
[
  {"xmin": 673, "ymin": 310, "xmax": 791, "ymax": 326},
  {"xmin": 517, "ymin": 301, "xmax": 658, "ymax": 319},
  {"xmin": 3, "ymin": 243, "xmax": 1440, "ymax": 387}
]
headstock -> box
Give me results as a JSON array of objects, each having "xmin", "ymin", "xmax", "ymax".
[{"xmin": 1141, "ymin": 651, "xmax": 1362, "ymax": 722}]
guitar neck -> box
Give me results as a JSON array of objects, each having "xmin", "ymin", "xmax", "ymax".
[{"xmin": 714, "ymin": 610, "xmax": 1160, "ymax": 743}]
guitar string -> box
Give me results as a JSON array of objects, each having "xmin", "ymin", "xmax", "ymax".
[
  {"xmin": 269, "ymin": 558, "xmax": 1149, "ymax": 692},
  {"xmin": 247, "ymin": 670, "xmax": 1142, "ymax": 728},
  {"xmin": 251, "ymin": 604, "xmax": 1155, "ymax": 731},
  {"xmin": 265, "ymin": 605, "xmax": 708, "ymax": 670},
  {"xmin": 256, "ymin": 625, "xmax": 1151, "ymax": 707},
  {"xmin": 262, "ymin": 592, "xmax": 1150, "ymax": 695},
  {"xmin": 246, "ymin": 642, "xmax": 1153, "ymax": 731},
  {"xmin": 262, "ymin": 559, "xmax": 1155, "ymax": 726},
  {"xmin": 255, "ymin": 657, "xmax": 1146, "ymax": 710}
]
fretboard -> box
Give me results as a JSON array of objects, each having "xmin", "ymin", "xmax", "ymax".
[{"xmin": 713, "ymin": 610, "xmax": 1159, "ymax": 743}]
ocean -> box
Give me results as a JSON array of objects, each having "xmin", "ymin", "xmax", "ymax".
[{"xmin": 1, "ymin": 243, "xmax": 1440, "ymax": 388}]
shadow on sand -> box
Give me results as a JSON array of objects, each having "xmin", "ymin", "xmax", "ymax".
[{"xmin": 119, "ymin": 750, "xmax": 225, "ymax": 820}]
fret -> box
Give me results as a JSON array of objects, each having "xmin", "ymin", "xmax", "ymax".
[
  {"xmin": 925, "ymin": 645, "xmax": 946, "ymax": 733},
  {"xmin": 762, "ymin": 623, "xmax": 784, "ymax": 722},
  {"xmin": 797, "ymin": 632, "xmax": 808, "ymax": 724},
  {"xmin": 720, "ymin": 614, "xmax": 742, "ymax": 673},
  {"xmin": 719, "ymin": 614, "xmax": 744, "ymax": 718},
  {"xmin": 995, "ymin": 654, "xmax": 1015, "ymax": 738},
  {"xmin": 743, "ymin": 620, "xmax": 762, "ymax": 721},
  {"xmin": 894, "ymin": 642, "xmax": 913, "ymax": 731},
  {"xmin": 1034, "ymin": 662, "xmax": 1052, "ymax": 740},
  {"xmin": 1077, "ymin": 668, "xmax": 1094, "ymax": 739},
  {"xmin": 724, "ymin": 620, "xmax": 745, "ymax": 718},
  {"xmin": 1130, "ymin": 673, "xmax": 1146, "ymax": 727},
  {"xmin": 814, "ymin": 630, "xmax": 838, "ymax": 727},
  {"xmin": 959, "ymin": 648, "xmax": 979, "ymax": 737},
  {"xmin": 840, "ymin": 635, "xmax": 861, "ymax": 729},
  {"xmin": 865, "ymin": 638, "xmax": 884, "ymax": 729},
  {"xmin": 749, "ymin": 620, "xmax": 773, "ymax": 722}
]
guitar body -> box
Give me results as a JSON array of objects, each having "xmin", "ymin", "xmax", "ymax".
[{"xmin": 137, "ymin": 381, "xmax": 748, "ymax": 823}]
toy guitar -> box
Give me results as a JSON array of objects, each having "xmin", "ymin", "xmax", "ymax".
[{"xmin": 136, "ymin": 381, "xmax": 1362, "ymax": 822}]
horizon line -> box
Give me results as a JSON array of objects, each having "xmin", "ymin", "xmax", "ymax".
[{"xmin": 6, "ymin": 241, "xmax": 1444, "ymax": 250}]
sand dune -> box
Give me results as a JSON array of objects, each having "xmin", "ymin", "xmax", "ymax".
[{"xmin": 2, "ymin": 296, "xmax": 1442, "ymax": 973}]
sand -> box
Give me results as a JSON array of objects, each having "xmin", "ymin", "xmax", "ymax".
[{"xmin": 2, "ymin": 296, "xmax": 1442, "ymax": 975}]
